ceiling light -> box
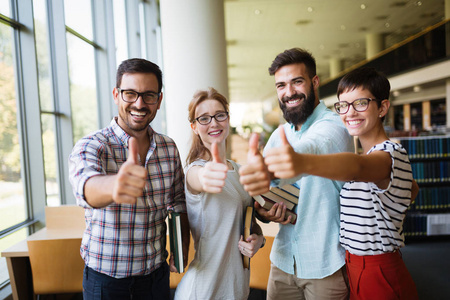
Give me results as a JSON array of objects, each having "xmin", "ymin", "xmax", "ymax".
[
  {"xmin": 385, "ymin": 22, "xmax": 390, "ymax": 28},
  {"xmin": 393, "ymin": 91, "xmax": 400, "ymax": 97},
  {"xmin": 415, "ymin": 1, "xmax": 422, "ymax": 6},
  {"xmin": 307, "ymin": 7, "xmax": 314, "ymax": 12},
  {"xmin": 319, "ymin": 44, "xmax": 325, "ymax": 50},
  {"xmin": 413, "ymin": 85, "xmax": 421, "ymax": 92},
  {"xmin": 360, "ymin": 4, "xmax": 366, "ymax": 10},
  {"xmin": 340, "ymin": 25, "xmax": 346, "ymax": 30},
  {"xmin": 254, "ymin": 9, "xmax": 261, "ymax": 15}
]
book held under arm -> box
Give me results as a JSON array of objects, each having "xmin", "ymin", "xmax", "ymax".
[
  {"xmin": 242, "ymin": 206, "xmax": 254, "ymax": 269},
  {"xmin": 168, "ymin": 209, "xmax": 184, "ymax": 273}
]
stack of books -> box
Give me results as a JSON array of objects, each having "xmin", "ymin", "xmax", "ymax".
[{"xmin": 253, "ymin": 183, "xmax": 299, "ymax": 224}]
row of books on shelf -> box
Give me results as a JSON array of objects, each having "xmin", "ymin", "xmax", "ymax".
[
  {"xmin": 396, "ymin": 136, "xmax": 450, "ymax": 159},
  {"xmin": 404, "ymin": 213, "xmax": 450, "ymax": 237},
  {"xmin": 410, "ymin": 161, "xmax": 450, "ymax": 183},
  {"xmin": 252, "ymin": 183, "xmax": 300, "ymax": 225},
  {"xmin": 409, "ymin": 187, "xmax": 450, "ymax": 211}
]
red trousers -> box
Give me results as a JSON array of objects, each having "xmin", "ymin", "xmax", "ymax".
[{"xmin": 345, "ymin": 250, "xmax": 419, "ymax": 300}]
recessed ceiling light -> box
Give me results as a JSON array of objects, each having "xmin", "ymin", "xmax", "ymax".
[
  {"xmin": 385, "ymin": 23, "xmax": 390, "ymax": 28},
  {"xmin": 254, "ymin": 9, "xmax": 261, "ymax": 15},
  {"xmin": 413, "ymin": 85, "xmax": 421, "ymax": 92},
  {"xmin": 340, "ymin": 25, "xmax": 346, "ymax": 30},
  {"xmin": 307, "ymin": 7, "xmax": 314, "ymax": 12},
  {"xmin": 415, "ymin": 1, "xmax": 422, "ymax": 6},
  {"xmin": 360, "ymin": 4, "xmax": 367, "ymax": 10},
  {"xmin": 393, "ymin": 91, "xmax": 400, "ymax": 97}
]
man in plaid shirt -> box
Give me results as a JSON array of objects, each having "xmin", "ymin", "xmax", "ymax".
[{"xmin": 69, "ymin": 58, "xmax": 189, "ymax": 299}]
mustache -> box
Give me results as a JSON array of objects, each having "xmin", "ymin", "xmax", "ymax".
[
  {"xmin": 281, "ymin": 93, "xmax": 305, "ymax": 103},
  {"xmin": 129, "ymin": 107, "xmax": 150, "ymax": 113}
]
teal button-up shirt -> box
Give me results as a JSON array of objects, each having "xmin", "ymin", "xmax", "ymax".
[{"xmin": 264, "ymin": 101, "xmax": 354, "ymax": 279}]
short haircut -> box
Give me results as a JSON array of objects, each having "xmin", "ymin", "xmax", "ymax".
[
  {"xmin": 268, "ymin": 48, "xmax": 316, "ymax": 78},
  {"xmin": 116, "ymin": 58, "xmax": 163, "ymax": 93},
  {"xmin": 337, "ymin": 67, "xmax": 390, "ymax": 101}
]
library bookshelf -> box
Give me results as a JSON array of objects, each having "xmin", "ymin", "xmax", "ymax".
[{"xmin": 394, "ymin": 135, "xmax": 450, "ymax": 238}]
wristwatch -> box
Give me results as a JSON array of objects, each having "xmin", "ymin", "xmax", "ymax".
[{"xmin": 260, "ymin": 236, "xmax": 266, "ymax": 248}]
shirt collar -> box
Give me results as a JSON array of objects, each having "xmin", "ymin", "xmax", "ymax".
[
  {"xmin": 290, "ymin": 100, "xmax": 327, "ymax": 133},
  {"xmin": 110, "ymin": 117, "xmax": 154, "ymax": 147}
]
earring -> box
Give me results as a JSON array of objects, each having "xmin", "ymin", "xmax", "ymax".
[{"xmin": 379, "ymin": 114, "xmax": 382, "ymax": 118}]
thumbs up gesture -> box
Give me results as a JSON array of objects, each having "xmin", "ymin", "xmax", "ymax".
[
  {"xmin": 198, "ymin": 142, "xmax": 228, "ymax": 193},
  {"xmin": 112, "ymin": 137, "xmax": 147, "ymax": 204},
  {"xmin": 264, "ymin": 126, "xmax": 301, "ymax": 179},
  {"xmin": 239, "ymin": 133, "xmax": 271, "ymax": 196}
]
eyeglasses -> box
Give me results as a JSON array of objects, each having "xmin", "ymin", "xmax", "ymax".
[
  {"xmin": 194, "ymin": 112, "xmax": 229, "ymax": 125},
  {"xmin": 334, "ymin": 98, "xmax": 380, "ymax": 114},
  {"xmin": 117, "ymin": 88, "xmax": 160, "ymax": 104}
]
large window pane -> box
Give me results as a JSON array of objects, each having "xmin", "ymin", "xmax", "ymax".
[
  {"xmin": 0, "ymin": 0, "xmax": 11, "ymax": 17},
  {"xmin": 66, "ymin": 32, "xmax": 98, "ymax": 142},
  {"xmin": 113, "ymin": 0, "xmax": 128, "ymax": 65},
  {"xmin": 64, "ymin": 0, "xmax": 93, "ymax": 40},
  {"xmin": 0, "ymin": 23, "xmax": 27, "ymax": 230}
]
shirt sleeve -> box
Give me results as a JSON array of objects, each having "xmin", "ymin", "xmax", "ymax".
[
  {"xmin": 68, "ymin": 138, "xmax": 109, "ymax": 208},
  {"xmin": 170, "ymin": 146, "xmax": 187, "ymax": 214}
]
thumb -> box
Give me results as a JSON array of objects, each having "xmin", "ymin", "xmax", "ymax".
[
  {"xmin": 279, "ymin": 125, "xmax": 289, "ymax": 146},
  {"xmin": 128, "ymin": 137, "xmax": 139, "ymax": 164},
  {"xmin": 248, "ymin": 133, "xmax": 260, "ymax": 157},
  {"xmin": 211, "ymin": 142, "xmax": 222, "ymax": 164}
]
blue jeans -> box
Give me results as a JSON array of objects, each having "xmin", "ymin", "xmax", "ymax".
[{"xmin": 83, "ymin": 263, "xmax": 170, "ymax": 300}]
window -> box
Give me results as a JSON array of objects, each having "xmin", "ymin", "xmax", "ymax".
[{"xmin": 0, "ymin": 0, "xmax": 163, "ymax": 292}]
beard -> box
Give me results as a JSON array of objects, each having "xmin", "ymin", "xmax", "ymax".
[
  {"xmin": 279, "ymin": 83, "xmax": 316, "ymax": 126},
  {"xmin": 118, "ymin": 107, "xmax": 152, "ymax": 132}
]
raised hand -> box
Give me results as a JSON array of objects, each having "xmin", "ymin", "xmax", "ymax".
[
  {"xmin": 198, "ymin": 142, "xmax": 228, "ymax": 193},
  {"xmin": 265, "ymin": 126, "xmax": 301, "ymax": 179},
  {"xmin": 239, "ymin": 133, "xmax": 270, "ymax": 196},
  {"xmin": 112, "ymin": 137, "xmax": 147, "ymax": 204}
]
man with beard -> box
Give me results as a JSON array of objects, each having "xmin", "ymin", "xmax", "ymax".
[
  {"xmin": 239, "ymin": 48, "xmax": 353, "ymax": 299},
  {"xmin": 69, "ymin": 58, "xmax": 189, "ymax": 299}
]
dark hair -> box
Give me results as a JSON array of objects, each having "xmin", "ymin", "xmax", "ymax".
[
  {"xmin": 116, "ymin": 58, "xmax": 163, "ymax": 93},
  {"xmin": 186, "ymin": 87, "xmax": 229, "ymax": 165},
  {"xmin": 268, "ymin": 48, "xmax": 316, "ymax": 78},
  {"xmin": 337, "ymin": 67, "xmax": 390, "ymax": 101}
]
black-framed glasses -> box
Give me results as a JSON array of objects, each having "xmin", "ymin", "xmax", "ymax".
[
  {"xmin": 334, "ymin": 98, "xmax": 380, "ymax": 114},
  {"xmin": 117, "ymin": 88, "xmax": 160, "ymax": 104},
  {"xmin": 194, "ymin": 112, "xmax": 229, "ymax": 125}
]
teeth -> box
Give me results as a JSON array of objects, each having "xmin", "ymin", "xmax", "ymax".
[
  {"xmin": 209, "ymin": 130, "xmax": 221, "ymax": 135},
  {"xmin": 287, "ymin": 99, "xmax": 299, "ymax": 104},
  {"xmin": 348, "ymin": 120, "xmax": 361, "ymax": 125},
  {"xmin": 131, "ymin": 111, "xmax": 146, "ymax": 116}
]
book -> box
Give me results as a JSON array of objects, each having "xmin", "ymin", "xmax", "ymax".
[
  {"xmin": 259, "ymin": 191, "xmax": 296, "ymax": 210},
  {"xmin": 168, "ymin": 210, "xmax": 184, "ymax": 273},
  {"xmin": 269, "ymin": 184, "xmax": 300, "ymax": 204},
  {"xmin": 242, "ymin": 206, "xmax": 254, "ymax": 269},
  {"xmin": 253, "ymin": 195, "xmax": 297, "ymax": 224}
]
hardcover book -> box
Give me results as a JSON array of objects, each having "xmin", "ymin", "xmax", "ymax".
[
  {"xmin": 242, "ymin": 206, "xmax": 254, "ymax": 269},
  {"xmin": 168, "ymin": 210, "xmax": 184, "ymax": 273}
]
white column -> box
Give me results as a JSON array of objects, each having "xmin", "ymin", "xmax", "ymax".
[
  {"xmin": 366, "ymin": 33, "xmax": 384, "ymax": 59},
  {"xmin": 160, "ymin": 0, "xmax": 229, "ymax": 164},
  {"xmin": 329, "ymin": 57, "xmax": 343, "ymax": 78}
]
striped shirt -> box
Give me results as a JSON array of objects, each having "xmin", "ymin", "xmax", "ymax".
[
  {"xmin": 340, "ymin": 140, "xmax": 413, "ymax": 256},
  {"xmin": 68, "ymin": 117, "xmax": 186, "ymax": 278}
]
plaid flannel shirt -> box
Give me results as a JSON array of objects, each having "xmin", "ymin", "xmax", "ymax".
[{"xmin": 69, "ymin": 118, "xmax": 186, "ymax": 278}]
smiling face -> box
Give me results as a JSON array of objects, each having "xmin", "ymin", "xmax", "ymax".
[
  {"xmin": 338, "ymin": 87, "xmax": 388, "ymax": 138},
  {"xmin": 191, "ymin": 99, "xmax": 229, "ymax": 151},
  {"xmin": 274, "ymin": 63, "xmax": 320, "ymax": 128},
  {"xmin": 113, "ymin": 72, "xmax": 162, "ymax": 135}
]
